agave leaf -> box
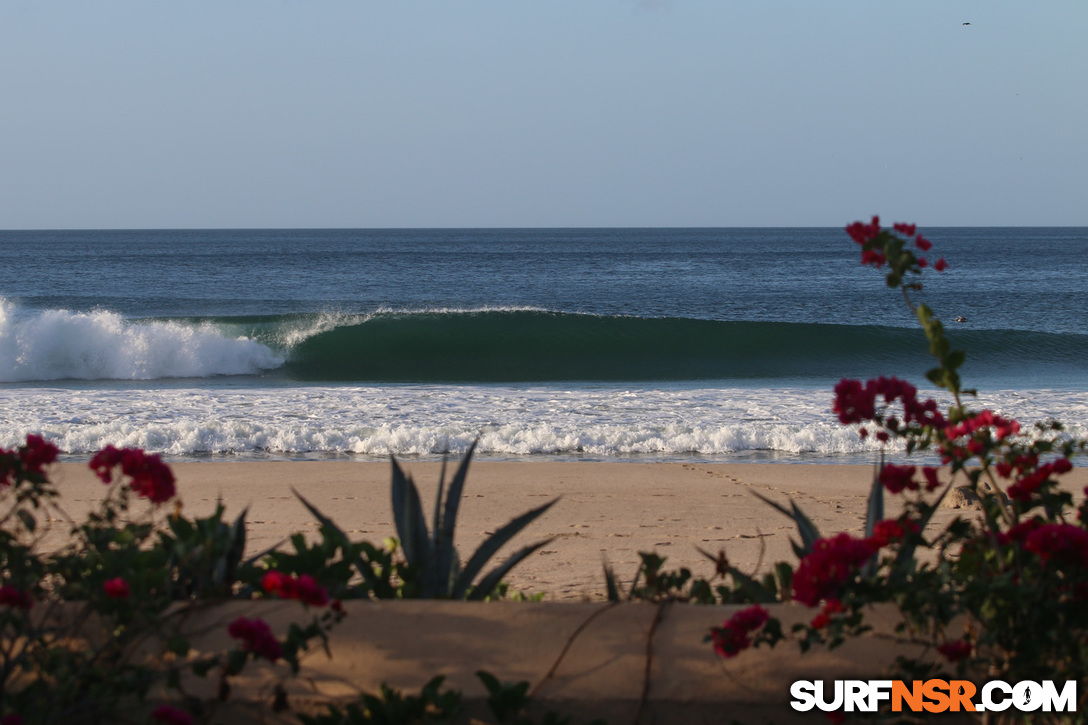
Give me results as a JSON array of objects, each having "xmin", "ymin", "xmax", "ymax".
[
  {"xmin": 241, "ymin": 537, "xmax": 287, "ymax": 568},
  {"xmin": 862, "ymin": 465, "xmax": 884, "ymax": 577},
  {"xmin": 894, "ymin": 485, "xmax": 950, "ymax": 570},
  {"xmin": 453, "ymin": 498, "xmax": 558, "ymax": 599},
  {"xmin": 432, "ymin": 455, "xmax": 447, "ymax": 546},
  {"xmin": 225, "ymin": 506, "xmax": 249, "ymax": 581},
  {"xmin": 466, "ymin": 537, "xmax": 555, "ymax": 601},
  {"xmin": 789, "ymin": 501, "xmax": 821, "ymax": 555},
  {"xmin": 751, "ymin": 490, "xmax": 821, "ymax": 557},
  {"xmin": 602, "ymin": 559, "xmax": 621, "ymax": 603},
  {"xmin": 292, "ymin": 488, "xmax": 384, "ymax": 593},
  {"xmin": 864, "ymin": 464, "xmax": 884, "ymax": 540},
  {"xmin": 434, "ymin": 440, "xmax": 478, "ymax": 594},
  {"xmin": 419, "ymin": 455, "xmax": 451, "ymax": 597},
  {"xmin": 390, "ymin": 456, "xmax": 430, "ymax": 567}
]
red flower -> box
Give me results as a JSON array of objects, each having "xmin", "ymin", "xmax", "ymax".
[
  {"xmin": 262, "ymin": 570, "xmax": 329, "ymax": 607},
  {"xmin": 845, "ymin": 216, "xmax": 881, "ymax": 244},
  {"xmin": 860, "ymin": 249, "xmax": 887, "ymax": 267},
  {"xmin": 0, "ymin": 586, "xmax": 32, "ymax": 610},
  {"xmin": 710, "ymin": 605, "xmax": 770, "ymax": 658},
  {"xmin": 870, "ymin": 519, "xmax": 906, "ymax": 548},
  {"xmin": 1024, "ymin": 523, "xmax": 1088, "ymax": 567},
  {"xmin": 914, "ymin": 235, "xmax": 932, "ymax": 251},
  {"xmin": 1007, "ymin": 459, "xmax": 1072, "ymax": 502},
  {"xmin": 810, "ymin": 598, "xmax": 843, "ymax": 629},
  {"xmin": 792, "ymin": 534, "xmax": 877, "ymax": 607},
  {"xmin": 20, "ymin": 434, "xmax": 58, "ymax": 474},
  {"xmin": 997, "ymin": 518, "xmax": 1042, "ymax": 546},
  {"xmin": 879, "ymin": 464, "xmax": 917, "ymax": 494},
  {"xmin": 88, "ymin": 446, "xmax": 176, "ymax": 503},
  {"xmin": 893, "ymin": 223, "xmax": 917, "ymax": 237},
  {"xmin": 1, "ymin": 715, "xmax": 25, "ymax": 725},
  {"xmin": 151, "ymin": 705, "xmax": 193, "ymax": 725},
  {"xmin": 937, "ymin": 639, "xmax": 972, "ymax": 663},
  {"xmin": 934, "ymin": 257, "xmax": 948, "ymax": 272},
  {"xmin": 228, "ymin": 616, "xmax": 282, "ymax": 661},
  {"xmin": 103, "ymin": 577, "xmax": 130, "ymax": 600},
  {"xmin": 89, "ymin": 445, "xmax": 124, "ymax": 483}
]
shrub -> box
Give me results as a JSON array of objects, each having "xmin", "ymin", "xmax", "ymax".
[{"xmin": 702, "ymin": 218, "xmax": 1088, "ymax": 715}]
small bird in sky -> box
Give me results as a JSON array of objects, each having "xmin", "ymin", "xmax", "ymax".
[{"xmin": 963, "ymin": 22, "xmax": 971, "ymax": 25}]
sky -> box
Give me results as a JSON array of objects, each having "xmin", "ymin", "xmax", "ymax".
[{"xmin": 1, "ymin": 1, "xmax": 1085, "ymax": 229}]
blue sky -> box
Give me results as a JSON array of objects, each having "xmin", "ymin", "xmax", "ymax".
[{"xmin": 2, "ymin": 1, "xmax": 1085, "ymax": 228}]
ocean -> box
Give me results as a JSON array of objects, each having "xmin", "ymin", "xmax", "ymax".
[{"xmin": 2, "ymin": 227, "xmax": 1086, "ymax": 463}]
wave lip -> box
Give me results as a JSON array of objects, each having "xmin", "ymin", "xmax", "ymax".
[{"xmin": 0, "ymin": 299, "xmax": 283, "ymax": 382}]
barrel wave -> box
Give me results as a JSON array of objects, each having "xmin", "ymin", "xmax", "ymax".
[{"xmin": 282, "ymin": 310, "xmax": 1088, "ymax": 383}]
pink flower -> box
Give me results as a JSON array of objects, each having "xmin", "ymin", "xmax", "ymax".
[
  {"xmin": 103, "ymin": 577, "xmax": 130, "ymax": 600},
  {"xmin": 0, "ymin": 586, "xmax": 32, "ymax": 610},
  {"xmin": 151, "ymin": 705, "xmax": 193, "ymax": 725},
  {"xmin": 228, "ymin": 616, "xmax": 283, "ymax": 661}
]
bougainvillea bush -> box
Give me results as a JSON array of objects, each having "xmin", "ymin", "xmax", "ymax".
[
  {"xmin": 0, "ymin": 439, "xmax": 347, "ymax": 724},
  {"xmin": 705, "ymin": 219, "xmax": 1088, "ymax": 714},
  {"xmin": 0, "ymin": 437, "xmax": 552, "ymax": 724}
]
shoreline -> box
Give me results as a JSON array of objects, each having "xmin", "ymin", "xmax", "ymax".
[{"xmin": 49, "ymin": 461, "xmax": 1088, "ymax": 601}]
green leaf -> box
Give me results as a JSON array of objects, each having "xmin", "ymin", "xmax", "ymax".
[
  {"xmin": 944, "ymin": 349, "xmax": 966, "ymax": 371},
  {"xmin": 467, "ymin": 537, "xmax": 555, "ymax": 601},
  {"xmin": 865, "ymin": 464, "xmax": 884, "ymax": 539},
  {"xmin": 454, "ymin": 498, "xmax": 558, "ymax": 599},
  {"xmin": 725, "ymin": 566, "xmax": 775, "ymax": 604},
  {"xmin": 292, "ymin": 488, "xmax": 386, "ymax": 595},
  {"xmin": 390, "ymin": 456, "xmax": 430, "ymax": 568},
  {"xmin": 422, "ymin": 441, "xmax": 480, "ymax": 598},
  {"xmin": 603, "ymin": 560, "xmax": 622, "ymax": 603}
]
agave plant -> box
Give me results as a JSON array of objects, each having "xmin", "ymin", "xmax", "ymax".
[
  {"xmin": 293, "ymin": 441, "xmax": 555, "ymax": 600},
  {"xmin": 390, "ymin": 441, "xmax": 557, "ymax": 600}
]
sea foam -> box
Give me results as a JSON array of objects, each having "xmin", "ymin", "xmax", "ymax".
[
  {"xmin": 0, "ymin": 299, "xmax": 283, "ymax": 381},
  {"xmin": 2, "ymin": 384, "xmax": 1084, "ymax": 463}
]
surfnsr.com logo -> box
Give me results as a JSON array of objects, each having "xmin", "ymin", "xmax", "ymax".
[{"xmin": 791, "ymin": 680, "xmax": 1078, "ymax": 714}]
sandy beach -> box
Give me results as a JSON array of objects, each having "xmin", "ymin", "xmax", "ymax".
[{"xmin": 49, "ymin": 460, "xmax": 1088, "ymax": 600}]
